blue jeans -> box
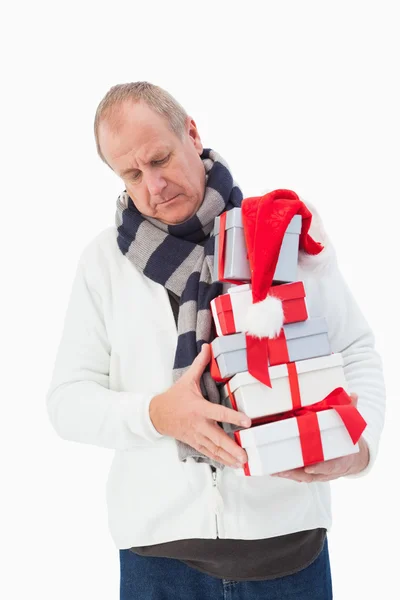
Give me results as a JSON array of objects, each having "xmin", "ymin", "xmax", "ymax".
[{"xmin": 119, "ymin": 537, "xmax": 332, "ymax": 599}]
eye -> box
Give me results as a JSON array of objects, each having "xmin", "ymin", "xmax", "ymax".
[{"xmin": 152, "ymin": 154, "xmax": 170, "ymax": 166}]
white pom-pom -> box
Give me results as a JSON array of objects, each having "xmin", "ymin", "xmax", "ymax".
[{"xmin": 244, "ymin": 295, "xmax": 284, "ymax": 339}]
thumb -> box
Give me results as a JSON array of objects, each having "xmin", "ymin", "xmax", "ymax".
[{"xmin": 186, "ymin": 344, "xmax": 211, "ymax": 383}]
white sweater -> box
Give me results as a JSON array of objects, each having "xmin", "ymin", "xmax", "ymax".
[{"xmin": 46, "ymin": 221, "xmax": 385, "ymax": 549}]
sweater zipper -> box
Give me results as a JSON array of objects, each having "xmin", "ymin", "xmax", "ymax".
[{"xmin": 211, "ymin": 467, "xmax": 219, "ymax": 538}]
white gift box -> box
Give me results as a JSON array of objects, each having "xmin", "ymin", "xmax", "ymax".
[
  {"xmin": 235, "ymin": 408, "xmax": 360, "ymax": 476},
  {"xmin": 221, "ymin": 353, "xmax": 347, "ymax": 420}
]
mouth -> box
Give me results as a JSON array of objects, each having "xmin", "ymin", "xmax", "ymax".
[{"xmin": 159, "ymin": 194, "xmax": 181, "ymax": 205}]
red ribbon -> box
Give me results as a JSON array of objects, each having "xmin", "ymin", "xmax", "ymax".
[
  {"xmin": 217, "ymin": 212, "xmax": 244, "ymax": 284},
  {"xmin": 234, "ymin": 430, "xmax": 251, "ymax": 476},
  {"xmin": 210, "ymin": 345, "xmax": 230, "ymax": 383},
  {"xmin": 226, "ymin": 381, "xmax": 238, "ymax": 411},
  {"xmin": 287, "ymin": 362, "xmax": 302, "ymax": 410},
  {"xmin": 245, "ymin": 331, "xmax": 290, "ymax": 387},
  {"xmin": 214, "ymin": 294, "xmax": 236, "ymax": 335},
  {"xmin": 245, "ymin": 335, "xmax": 271, "ymax": 386},
  {"xmin": 236, "ymin": 387, "xmax": 367, "ymax": 475},
  {"xmin": 297, "ymin": 412, "xmax": 324, "ymax": 466},
  {"xmin": 253, "ymin": 387, "xmax": 366, "ymax": 464},
  {"xmin": 268, "ymin": 330, "xmax": 290, "ymax": 366},
  {"xmin": 217, "ymin": 212, "xmax": 227, "ymax": 282}
]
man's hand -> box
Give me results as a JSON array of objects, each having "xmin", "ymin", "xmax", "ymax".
[
  {"xmin": 272, "ymin": 393, "xmax": 370, "ymax": 482},
  {"xmin": 149, "ymin": 343, "xmax": 251, "ymax": 468}
]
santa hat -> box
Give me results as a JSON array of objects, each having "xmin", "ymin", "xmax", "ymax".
[{"xmin": 242, "ymin": 189, "xmax": 324, "ymax": 339}]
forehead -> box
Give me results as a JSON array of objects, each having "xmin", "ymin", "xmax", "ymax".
[{"xmin": 99, "ymin": 100, "xmax": 179, "ymax": 169}]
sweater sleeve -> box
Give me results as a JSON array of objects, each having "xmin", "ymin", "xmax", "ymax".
[
  {"xmin": 314, "ymin": 261, "xmax": 386, "ymax": 478},
  {"xmin": 45, "ymin": 243, "xmax": 165, "ymax": 451}
]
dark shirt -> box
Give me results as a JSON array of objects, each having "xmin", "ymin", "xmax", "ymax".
[{"xmin": 129, "ymin": 289, "xmax": 326, "ymax": 580}]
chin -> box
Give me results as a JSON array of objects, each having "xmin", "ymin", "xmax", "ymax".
[
  {"xmin": 162, "ymin": 210, "xmax": 193, "ymax": 225},
  {"xmin": 160, "ymin": 197, "xmax": 201, "ymax": 225}
]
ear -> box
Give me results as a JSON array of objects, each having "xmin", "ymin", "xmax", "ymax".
[{"xmin": 186, "ymin": 116, "xmax": 203, "ymax": 154}]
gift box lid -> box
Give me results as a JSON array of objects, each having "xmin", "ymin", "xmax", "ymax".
[
  {"xmin": 211, "ymin": 316, "xmax": 328, "ymax": 359},
  {"xmin": 213, "ymin": 211, "xmax": 302, "ymax": 236},
  {"xmin": 211, "ymin": 284, "xmax": 251, "ymax": 318},
  {"xmin": 213, "ymin": 208, "xmax": 243, "ymax": 235},
  {"xmin": 211, "ymin": 332, "xmax": 246, "ymax": 358},
  {"xmin": 227, "ymin": 283, "xmax": 252, "ymax": 294},
  {"xmin": 283, "ymin": 316, "xmax": 327, "ymax": 341},
  {"xmin": 237, "ymin": 407, "xmax": 346, "ymax": 447},
  {"xmin": 226, "ymin": 281, "xmax": 306, "ymax": 301},
  {"xmin": 212, "ymin": 294, "xmax": 234, "ymax": 317},
  {"xmin": 223, "ymin": 353, "xmax": 344, "ymax": 397},
  {"xmin": 269, "ymin": 281, "xmax": 306, "ymax": 302}
]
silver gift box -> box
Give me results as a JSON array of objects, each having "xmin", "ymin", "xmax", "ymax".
[
  {"xmin": 211, "ymin": 317, "xmax": 331, "ymax": 380},
  {"xmin": 213, "ymin": 209, "xmax": 302, "ymax": 283}
]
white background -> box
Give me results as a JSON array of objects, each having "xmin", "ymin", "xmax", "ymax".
[{"xmin": 1, "ymin": 1, "xmax": 398, "ymax": 598}]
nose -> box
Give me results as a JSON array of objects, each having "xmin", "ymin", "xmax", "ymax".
[{"xmin": 145, "ymin": 170, "xmax": 168, "ymax": 197}]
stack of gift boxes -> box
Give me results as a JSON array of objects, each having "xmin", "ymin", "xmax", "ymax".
[{"xmin": 210, "ymin": 201, "xmax": 366, "ymax": 476}]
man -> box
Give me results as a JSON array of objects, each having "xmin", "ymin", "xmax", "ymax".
[{"xmin": 46, "ymin": 82, "xmax": 385, "ymax": 599}]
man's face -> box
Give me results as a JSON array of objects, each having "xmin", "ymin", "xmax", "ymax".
[{"xmin": 98, "ymin": 101, "xmax": 206, "ymax": 225}]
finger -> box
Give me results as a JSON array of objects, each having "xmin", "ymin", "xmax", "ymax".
[
  {"xmin": 304, "ymin": 473, "xmax": 343, "ymax": 482},
  {"xmin": 203, "ymin": 422, "xmax": 249, "ymax": 466},
  {"xmin": 196, "ymin": 433, "xmax": 246, "ymax": 468},
  {"xmin": 273, "ymin": 468, "xmax": 314, "ymax": 483},
  {"xmin": 184, "ymin": 344, "xmax": 211, "ymax": 382},
  {"xmin": 205, "ymin": 402, "xmax": 252, "ymax": 429},
  {"xmin": 304, "ymin": 456, "xmax": 349, "ymax": 476},
  {"xmin": 274, "ymin": 471, "xmax": 343, "ymax": 483}
]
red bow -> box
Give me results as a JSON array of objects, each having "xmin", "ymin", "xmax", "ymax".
[{"xmin": 235, "ymin": 387, "xmax": 367, "ymax": 474}]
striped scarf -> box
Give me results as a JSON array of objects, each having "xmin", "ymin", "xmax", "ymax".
[{"xmin": 115, "ymin": 148, "xmax": 242, "ymax": 468}]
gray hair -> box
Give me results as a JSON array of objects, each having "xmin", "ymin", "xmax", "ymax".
[{"xmin": 94, "ymin": 81, "xmax": 188, "ymax": 165}]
